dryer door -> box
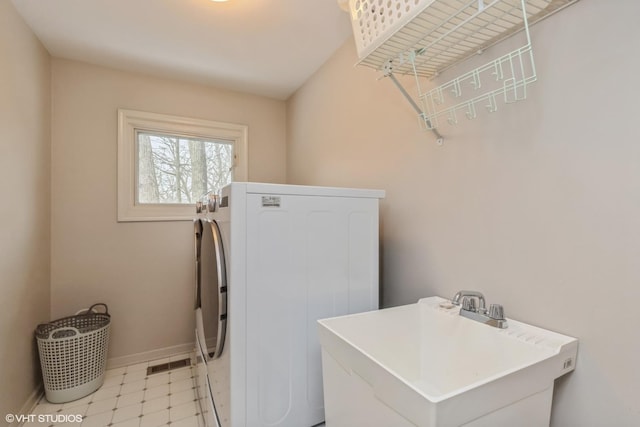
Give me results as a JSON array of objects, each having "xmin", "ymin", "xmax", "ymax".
[
  {"xmin": 194, "ymin": 219, "xmax": 203, "ymax": 310},
  {"xmin": 200, "ymin": 218, "xmax": 228, "ymax": 359}
]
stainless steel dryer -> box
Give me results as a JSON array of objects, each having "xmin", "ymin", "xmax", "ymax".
[{"xmin": 194, "ymin": 194, "xmax": 228, "ymax": 427}]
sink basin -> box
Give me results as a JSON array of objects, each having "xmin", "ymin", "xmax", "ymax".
[{"xmin": 318, "ymin": 296, "xmax": 578, "ymax": 427}]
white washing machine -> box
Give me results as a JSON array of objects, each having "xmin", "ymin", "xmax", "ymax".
[{"xmin": 194, "ymin": 182, "xmax": 384, "ymax": 427}]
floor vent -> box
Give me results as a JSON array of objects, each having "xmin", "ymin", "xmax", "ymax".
[{"xmin": 146, "ymin": 358, "xmax": 191, "ymax": 376}]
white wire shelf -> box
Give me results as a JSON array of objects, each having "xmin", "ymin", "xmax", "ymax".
[
  {"xmin": 351, "ymin": 0, "xmax": 577, "ymax": 78},
  {"xmin": 417, "ymin": 33, "xmax": 536, "ymax": 130},
  {"xmin": 346, "ymin": 0, "xmax": 580, "ymax": 139}
]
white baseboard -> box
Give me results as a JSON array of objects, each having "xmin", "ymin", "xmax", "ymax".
[
  {"xmin": 11, "ymin": 387, "xmax": 43, "ymax": 427},
  {"xmin": 106, "ymin": 342, "xmax": 195, "ymax": 370}
]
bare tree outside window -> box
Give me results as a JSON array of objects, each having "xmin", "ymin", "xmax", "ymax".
[{"xmin": 136, "ymin": 132, "xmax": 233, "ymax": 204}]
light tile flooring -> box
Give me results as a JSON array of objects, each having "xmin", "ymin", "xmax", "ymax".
[{"xmin": 27, "ymin": 354, "xmax": 199, "ymax": 427}]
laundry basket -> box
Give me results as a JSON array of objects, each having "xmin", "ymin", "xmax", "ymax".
[{"xmin": 35, "ymin": 303, "xmax": 111, "ymax": 403}]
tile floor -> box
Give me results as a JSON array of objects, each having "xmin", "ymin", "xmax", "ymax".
[{"xmin": 27, "ymin": 354, "xmax": 199, "ymax": 427}]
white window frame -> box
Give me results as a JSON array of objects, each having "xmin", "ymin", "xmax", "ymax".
[{"xmin": 117, "ymin": 109, "xmax": 248, "ymax": 222}]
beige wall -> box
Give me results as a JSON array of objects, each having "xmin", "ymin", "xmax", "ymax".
[
  {"xmin": 51, "ymin": 59, "xmax": 286, "ymax": 361},
  {"xmin": 287, "ymin": 1, "xmax": 640, "ymax": 426},
  {"xmin": 0, "ymin": 0, "xmax": 51, "ymax": 419}
]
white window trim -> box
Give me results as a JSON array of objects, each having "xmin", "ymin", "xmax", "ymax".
[{"xmin": 117, "ymin": 109, "xmax": 248, "ymax": 222}]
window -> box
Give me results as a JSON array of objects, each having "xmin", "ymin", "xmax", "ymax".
[
  {"xmin": 136, "ymin": 131, "xmax": 233, "ymax": 204},
  {"xmin": 118, "ymin": 109, "xmax": 247, "ymax": 221}
]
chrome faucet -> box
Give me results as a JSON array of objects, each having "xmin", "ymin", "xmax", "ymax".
[
  {"xmin": 451, "ymin": 290, "xmax": 487, "ymax": 313},
  {"xmin": 451, "ymin": 290, "xmax": 507, "ymax": 329}
]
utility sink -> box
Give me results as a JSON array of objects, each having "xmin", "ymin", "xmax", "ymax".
[{"xmin": 318, "ymin": 297, "xmax": 578, "ymax": 427}]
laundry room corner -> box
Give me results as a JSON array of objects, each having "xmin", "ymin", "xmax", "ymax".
[{"xmin": 49, "ymin": 58, "xmax": 288, "ymax": 363}]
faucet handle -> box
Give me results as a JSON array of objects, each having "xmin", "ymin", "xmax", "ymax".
[{"xmin": 488, "ymin": 304, "xmax": 505, "ymax": 320}]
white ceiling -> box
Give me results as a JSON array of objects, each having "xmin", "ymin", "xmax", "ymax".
[{"xmin": 12, "ymin": 0, "xmax": 354, "ymax": 100}]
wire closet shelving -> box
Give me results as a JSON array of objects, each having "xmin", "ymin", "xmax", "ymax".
[{"xmin": 346, "ymin": 0, "xmax": 580, "ymax": 144}]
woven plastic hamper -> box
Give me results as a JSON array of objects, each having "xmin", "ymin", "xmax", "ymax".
[{"xmin": 35, "ymin": 303, "xmax": 111, "ymax": 403}]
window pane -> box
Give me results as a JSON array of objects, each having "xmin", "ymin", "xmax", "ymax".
[{"xmin": 136, "ymin": 131, "xmax": 233, "ymax": 204}]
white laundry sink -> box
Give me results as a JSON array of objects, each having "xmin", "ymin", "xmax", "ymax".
[{"xmin": 318, "ymin": 296, "xmax": 578, "ymax": 427}]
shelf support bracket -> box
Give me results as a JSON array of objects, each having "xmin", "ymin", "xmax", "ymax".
[{"xmin": 384, "ymin": 69, "xmax": 444, "ymax": 145}]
